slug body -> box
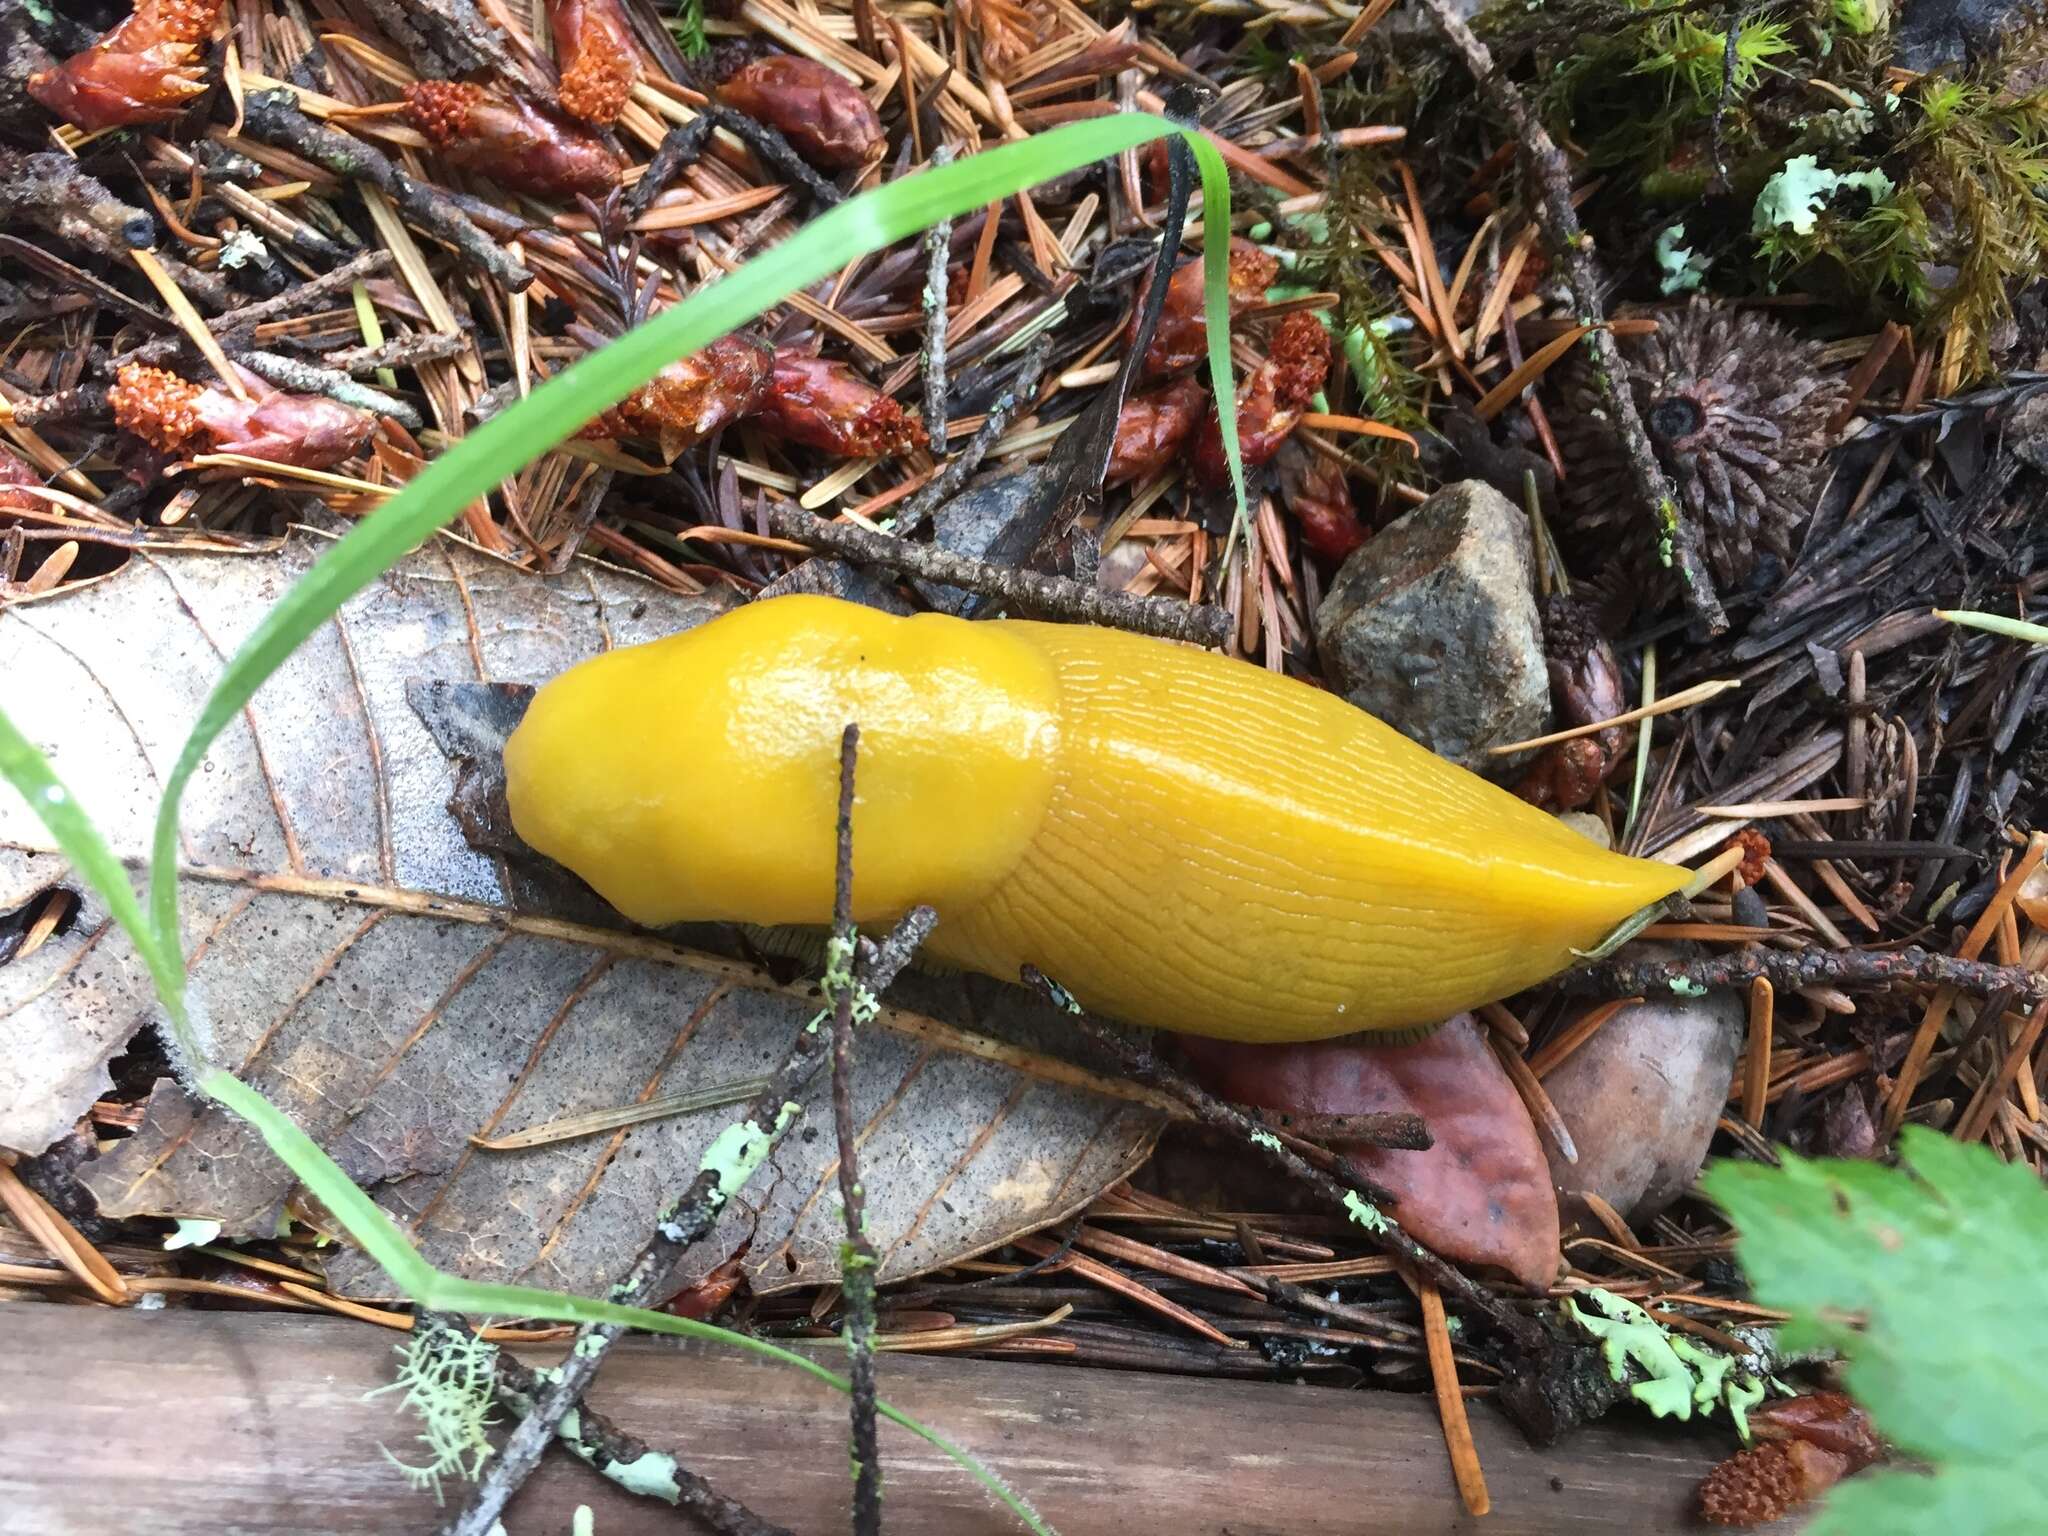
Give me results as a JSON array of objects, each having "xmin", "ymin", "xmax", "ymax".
[{"xmin": 505, "ymin": 597, "xmax": 1686, "ymax": 1042}]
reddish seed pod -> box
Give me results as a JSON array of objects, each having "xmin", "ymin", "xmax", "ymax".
[
  {"xmin": 548, "ymin": 0, "xmax": 640, "ymax": 127},
  {"xmin": 713, "ymin": 54, "xmax": 884, "ymax": 171},
  {"xmin": 109, "ymin": 363, "xmax": 376, "ymax": 470},
  {"xmin": 404, "ymin": 80, "xmax": 623, "ymax": 201},
  {"xmin": 1699, "ymin": 1439, "xmax": 1849, "ymax": 1527},
  {"xmin": 754, "ymin": 350, "xmax": 927, "ymax": 458},
  {"xmin": 27, "ymin": 0, "xmax": 222, "ymax": 131},
  {"xmin": 1515, "ymin": 593, "xmax": 1630, "ymax": 813},
  {"xmin": 1749, "ymin": 1391, "xmax": 1884, "ymax": 1467},
  {"xmin": 0, "ymin": 447, "xmax": 44, "ymax": 512},
  {"xmin": 582, "ymin": 333, "xmax": 775, "ymax": 457},
  {"xmin": 1137, "ymin": 237, "xmax": 1279, "ymax": 378},
  {"xmin": 1191, "ymin": 312, "xmax": 1330, "ymax": 486},
  {"xmin": 1276, "ymin": 440, "xmax": 1367, "ymax": 564},
  {"xmin": 1106, "ymin": 377, "xmax": 1205, "ymax": 488}
]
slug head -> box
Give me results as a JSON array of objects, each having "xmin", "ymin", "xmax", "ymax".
[{"xmin": 504, "ymin": 596, "xmax": 1062, "ymax": 928}]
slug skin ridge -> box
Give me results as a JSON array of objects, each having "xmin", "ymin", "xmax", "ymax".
[{"xmin": 504, "ymin": 595, "xmax": 1687, "ymax": 1043}]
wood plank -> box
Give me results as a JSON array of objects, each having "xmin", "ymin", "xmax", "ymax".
[{"xmin": 0, "ymin": 1305, "xmax": 1799, "ymax": 1533}]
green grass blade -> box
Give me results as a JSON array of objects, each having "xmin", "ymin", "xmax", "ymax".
[
  {"xmin": 1935, "ymin": 609, "xmax": 2048, "ymax": 646},
  {"xmin": 145, "ymin": 113, "xmax": 1240, "ymax": 967},
  {"xmin": 0, "ymin": 710, "xmax": 180, "ymax": 1007}
]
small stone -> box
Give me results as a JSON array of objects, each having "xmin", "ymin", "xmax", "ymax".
[
  {"xmin": 1543, "ymin": 969, "xmax": 1744, "ymax": 1227},
  {"xmin": 1314, "ymin": 479, "xmax": 1549, "ymax": 777}
]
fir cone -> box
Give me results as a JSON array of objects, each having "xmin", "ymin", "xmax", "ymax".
[{"xmin": 1555, "ymin": 300, "xmax": 1845, "ymax": 621}]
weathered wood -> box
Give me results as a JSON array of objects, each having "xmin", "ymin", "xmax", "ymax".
[{"xmin": 0, "ymin": 1306, "xmax": 1799, "ymax": 1533}]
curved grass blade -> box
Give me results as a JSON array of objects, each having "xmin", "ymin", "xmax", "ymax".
[{"xmin": 1935, "ymin": 609, "xmax": 2048, "ymax": 646}]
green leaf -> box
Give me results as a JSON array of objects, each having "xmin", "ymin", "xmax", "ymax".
[
  {"xmin": 1702, "ymin": 1128, "xmax": 2048, "ymax": 1534},
  {"xmin": 1936, "ymin": 609, "xmax": 2048, "ymax": 647}
]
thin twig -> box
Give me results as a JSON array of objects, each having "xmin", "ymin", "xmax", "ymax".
[
  {"xmin": 239, "ymin": 90, "xmax": 534, "ymax": 292},
  {"xmin": 829, "ymin": 725, "xmax": 883, "ymax": 1536},
  {"xmin": 892, "ymin": 335, "xmax": 1049, "ymax": 539},
  {"xmin": 440, "ymin": 907, "xmax": 938, "ymax": 1536},
  {"xmin": 1018, "ymin": 967, "xmax": 1545, "ymax": 1352},
  {"xmin": 919, "ymin": 146, "xmax": 956, "ymax": 457},
  {"xmin": 1565, "ymin": 944, "xmax": 2048, "ymax": 1005},
  {"xmin": 1410, "ymin": 0, "xmax": 1727, "ymax": 633},
  {"xmin": 235, "ymin": 350, "xmax": 423, "ymax": 429},
  {"xmin": 762, "ymin": 502, "xmax": 1231, "ymax": 648},
  {"xmin": 1707, "ymin": 4, "xmax": 1747, "ymax": 190}
]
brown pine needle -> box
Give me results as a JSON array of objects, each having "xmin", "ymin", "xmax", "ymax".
[
  {"xmin": 1473, "ymin": 322, "xmax": 1596, "ymax": 420},
  {"xmin": 1493, "ymin": 1033, "xmax": 1577, "ymax": 1163},
  {"xmin": 1529, "ymin": 997, "xmax": 1640, "ymax": 1080},
  {"xmin": 130, "ymin": 247, "xmax": 250, "ymax": 402},
  {"xmin": 1742, "ymin": 978, "xmax": 1774, "ymax": 1131},
  {"xmin": 1883, "ymin": 832, "xmax": 2048, "ymax": 1138},
  {"xmin": 1419, "ymin": 1275, "xmax": 1490, "ymax": 1517},
  {"xmin": 0, "ymin": 1158, "xmax": 127, "ymax": 1305},
  {"xmin": 1485, "ymin": 678, "xmax": 1741, "ymax": 755}
]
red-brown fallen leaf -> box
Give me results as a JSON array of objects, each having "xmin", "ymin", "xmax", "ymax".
[
  {"xmin": 712, "ymin": 54, "xmax": 884, "ymax": 171},
  {"xmin": 1174, "ymin": 1015, "xmax": 1562, "ymax": 1293}
]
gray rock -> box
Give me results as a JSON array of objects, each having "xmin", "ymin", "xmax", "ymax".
[
  {"xmin": 1313, "ymin": 479, "xmax": 1548, "ymax": 776},
  {"xmin": 1542, "ymin": 977, "xmax": 1745, "ymax": 1228}
]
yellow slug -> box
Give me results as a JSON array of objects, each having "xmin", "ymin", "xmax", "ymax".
[{"xmin": 504, "ymin": 595, "xmax": 1685, "ymax": 1042}]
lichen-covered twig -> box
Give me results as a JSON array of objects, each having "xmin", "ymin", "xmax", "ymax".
[
  {"xmin": 828, "ymin": 725, "xmax": 884, "ymax": 1536},
  {"xmin": 762, "ymin": 501, "xmax": 1231, "ymax": 648},
  {"xmin": 240, "ymin": 90, "xmax": 534, "ymax": 292},
  {"xmin": 891, "ymin": 335, "xmax": 1049, "ymax": 541},
  {"xmin": 1565, "ymin": 944, "xmax": 2048, "ymax": 1005},
  {"xmin": 440, "ymin": 905, "xmax": 938, "ymax": 1536},
  {"xmin": 1018, "ymin": 966, "xmax": 1545, "ymax": 1353},
  {"xmin": 478, "ymin": 1332, "xmax": 791, "ymax": 1536},
  {"xmin": 109, "ymin": 250, "xmax": 398, "ymax": 373},
  {"xmin": 234, "ymin": 350, "xmax": 422, "ymax": 429},
  {"xmin": 918, "ymin": 146, "xmax": 956, "ymax": 456},
  {"xmin": 1409, "ymin": 0, "xmax": 1728, "ymax": 634},
  {"xmin": 0, "ymin": 149, "xmax": 232, "ymax": 310}
]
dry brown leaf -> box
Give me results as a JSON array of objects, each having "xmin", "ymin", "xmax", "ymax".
[{"xmin": 0, "ymin": 531, "xmax": 1160, "ymax": 1299}]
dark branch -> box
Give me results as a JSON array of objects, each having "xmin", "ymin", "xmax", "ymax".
[
  {"xmin": 829, "ymin": 725, "xmax": 883, "ymax": 1536},
  {"xmin": 1018, "ymin": 966, "xmax": 1545, "ymax": 1354},
  {"xmin": 1565, "ymin": 944, "xmax": 2048, "ymax": 1005},
  {"xmin": 1409, "ymin": 0, "xmax": 1727, "ymax": 634},
  {"xmin": 761, "ymin": 502, "xmax": 1232, "ymax": 648}
]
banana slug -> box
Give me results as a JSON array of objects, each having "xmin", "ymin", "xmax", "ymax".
[{"xmin": 504, "ymin": 596, "xmax": 1686, "ymax": 1042}]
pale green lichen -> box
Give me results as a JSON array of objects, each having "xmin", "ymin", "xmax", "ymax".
[
  {"xmin": 1250, "ymin": 1130, "xmax": 1284, "ymax": 1153},
  {"xmin": 1654, "ymin": 224, "xmax": 1709, "ymax": 295},
  {"xmin": 1565, "ymin": 1288, "xmax": 1770, "ymax": 1433},
  {"xmin": 1753, "ymin": 154, "xmax": 1895, "ymax": 237},
  {"xmin": 1343, "ymin": 1190, "xmax": 1390, "ymax": 1234},
  {"xmin": 608, "ymin": 1451, "xmax": 685, "ymax": 1503},
  {"xmin": 696, "ymin": 1101, "xmax": 804, "ymax": 1208},
  {"xmin": 369, "ymin": 1328, "xmax": 500, "ymax": 1503},
  {"xmin": 1670, "ymin": 978, "xmax": 1709, "ymax": 997}
]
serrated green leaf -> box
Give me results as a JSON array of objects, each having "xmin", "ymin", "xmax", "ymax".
[{"xmin": 1702, "ymin": 1128, "xmax": 2048, "ymax": 1533}]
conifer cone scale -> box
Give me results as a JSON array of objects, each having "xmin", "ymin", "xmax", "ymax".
[{"xmin": 1555, "ymin": 301, "xmax": 1845, "ymax": 619}]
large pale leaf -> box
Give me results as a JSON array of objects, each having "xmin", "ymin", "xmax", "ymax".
[{"xmin": 0, "ymin": 533, "xmax": 1161, "ymax": 1297}]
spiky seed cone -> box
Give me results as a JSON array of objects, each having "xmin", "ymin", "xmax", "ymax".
[{"xmin": 1554, "ymin": 300, "xmax": 1846, "ymax": 621}]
